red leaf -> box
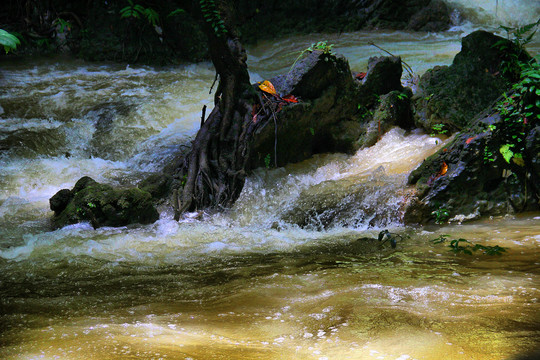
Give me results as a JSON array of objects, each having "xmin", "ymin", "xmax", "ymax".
[
  {"xmin": 465, "ymin": 136, "xmax": 477, "ymax": 144},
  {"xmin": 356, "ymin": 72, "xmax": 367, "ymax": 80},
  {"xmin": 282, "ymin": 94, "xmax": 299, "ymax": 103}
]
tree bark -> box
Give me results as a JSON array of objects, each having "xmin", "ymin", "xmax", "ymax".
[{"xmin": 174, "ymin": 0, "xmax": 258, "ymax": 217}]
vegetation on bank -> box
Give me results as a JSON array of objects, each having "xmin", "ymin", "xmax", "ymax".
[{"xmin": 1, "ymin": 0, "xmax": 452, "ymax": 64}]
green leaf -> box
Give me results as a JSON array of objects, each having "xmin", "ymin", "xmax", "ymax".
[
  {"xmin": 167, "ymin": 8, "xmax": 185, "ymax": 17},
  {"xmin": 0, "ymin": 29, "xmax": 21, "ymax": 53},
  {"xmin": 500, "ymin": 144, "xmax": 514, "ymax": 163}
]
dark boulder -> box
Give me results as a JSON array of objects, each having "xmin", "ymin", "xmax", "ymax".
[
  {"xmin": 405, "ymin": 106, "xmax": 539, "ymax": 224},
  {"xmin": 357, "ymin": 88, "xmax": 414, "ymax": 148},
  {"xmin": 248, "ymin": 52, "xmax": 408, "ymax": 169},
  {"xmin": 249, "ymin": 51, "xmax": 359, "ymax": 168},
  {"xmin": 50, "ymin": 176, "xmax": 159, "ymax": 229},
  {"xmin": 413, "ymin": 30, "xmax": 530, "ymax": 133},
  {"xmin": 360, "ymin": 56, "xmax": 404, "ymax": 104},
  {"xmin": 407, "ymin": 0, "xmax": 451, "ymax": 32}
]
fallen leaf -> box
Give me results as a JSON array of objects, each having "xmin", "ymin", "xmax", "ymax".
[
  {"xmin": 356, "ymin": 72, "xmax": 367, "ymax": 80},
  {"xmin": 258, "ymin": 80, "xmax": 277, "ymax": 96},
  {"xmin": 439, "ymin": 161, "xmax": 448, "ymax": 176},
  {"xmin": 465, "ymin": 136, "xmax": 477, "ymax": 144},
  {"xmin": 282, "ymin": 94, "xmax": 299, "ymax": 103}
]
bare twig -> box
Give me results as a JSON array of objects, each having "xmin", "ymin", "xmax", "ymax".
[{"xmin": 368, "ymin": 41, "xmax": 415, "ymax": 77}]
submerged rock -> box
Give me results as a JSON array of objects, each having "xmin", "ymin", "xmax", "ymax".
[
  {"xmin": 50, "ymin": 176, "xmax": 159, "ymax": 229},
  {"xmin": 413, "ymin": 30, "xmax": 530, "ymax": 133},
  {"xmin": 282, "ymin": 169, "xmax": 413, "ymax": 230}
]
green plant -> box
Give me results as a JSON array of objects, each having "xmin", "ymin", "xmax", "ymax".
[
  {"xmin": 54, "ymin": 18, "xmax": 71, "ymax": 33},
  {"xmin": 309, "ymin": 127, "xmax": 315, "ymax": 136},
  {"xmin": 430, "ymin": 234, "xmax": 450, "ymax": 244},
  {"xmin": 431, "ymin": 206, "xmax": 449, "ymax": 224},
  {"xmin": 290, "ymin": 40, "xmax": 336, "ymax": 72},
  {"xmin": 357, "ymin": 104, "xmax": 373, "ymax": 120},
  {"xmin": 180, "ymin": 174, "xmax": 188, "ymax": 187},
  {"xmin": 484, "ymin": 19, "xmax": 539, "ymax": 168},
  {"xmin": 431, "ymin": 123, "xmax": 448, "ymax": 136},
  {"xmin": 264, "ymin": 154, "xmax": 271, "ymax": 169},
  {"xmin": 120, "ymin": 1, "xmax": 162, "ymax": 28},
  {"xmin": 494, "ymin": 18, "xmax": 540, "ymax": 77},
  {"xmin": 0, "ymin": 29, "xmax": 20, "ymax": 53},
  {"xmin": 120, "ymin": 0, "xmax": 146, "ymax": 19},
  {"xmin": 87, "ymin": 202, "xmax": 96, "ymax": 208},
  {"xmin": 200, "ymin": 0, "xmax": 227, "ymax": 36},
  {"xmin": 167, "ymin": 8, "xmax": 186, "ymax": 18},
  {"xmin": 487, "ymin": 59, "xmax": 539, "ymax": 167},
  {"xmin": 397, "ymin": 92, "xmax": 408, "ymax": 101},
  {"xmin": 36, "ymin": 38, "xmax": 51, "ymax": 50},
  {"xmin": 431, "ymin": 235, "xmax": 507, "ymax": 255}
]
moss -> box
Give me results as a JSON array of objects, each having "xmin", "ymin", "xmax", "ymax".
[{"xmin": 50, "ymin": 177, "xmax": 159, "ymax": 229}]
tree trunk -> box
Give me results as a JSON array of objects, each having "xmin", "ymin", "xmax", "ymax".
[{"xmin": 174, "ymin": 0, "xmax": 258, "ymax": 217}]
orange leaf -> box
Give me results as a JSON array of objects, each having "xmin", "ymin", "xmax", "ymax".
[
  {"xmin": 439, "ymin": 161, "xmax": 448, "ymax": 176},
  {"xmin": 258, "ymin": 80, "xmax": 277, "ymax": 96},
  {"xmin": 282, "ymin": 94, "xmax": 299, "ymax": 103},
  {"xmin": 465, "ymin": 136, "xmax": 476, "ymax": 144}
]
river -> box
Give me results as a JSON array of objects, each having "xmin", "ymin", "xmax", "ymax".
[{"xmin": 1, "ymin": 1, "xmax": 539, "ymax": 359}]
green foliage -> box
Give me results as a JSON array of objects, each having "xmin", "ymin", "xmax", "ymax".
[
  {"xmin": 397, "ymin": 92, "xmax": 408, "ymax": 101},
  {"xmin": 120, "ymin": 0, "xmax": 146, "ymax": 19},
  {"xmin": 309, "ymin": 127, "xmax": 315, "ymax": 136},
  {"xmin": 488, "ymin": 59, "xmax": 539, "ymax": 166},
  {"xmin": 494, "ymin": 18, "xmax": 540, "ymax": 77},
  {"xmin": 307, "ymin": 41, "xmax": 335, "ymax": 55},
  {"xmin": 430, "ymin": 234, "xmax": 450, "ymax": 244},
  {"xmin": 0, "ymin": 29, "xmax": 21, "ymax": 54},
  {"xmin": 168, "ymin": 8, "xmax": 186, "ymax": 18},
  {"xmin": 431, "ymin": 206, "xmax": 449, "ymax": 224},
  {"xmin": 290, "ymin": 40, "xmax": 336, "ymax": 73},
  {"xmin": 431, "ymin": 123, "xmax": 448, "ymax": 136},
  {"xmin": 357, "ymin": 104, "xmax": 373, "ymax": 120},
  {"xmin": 54, "ymin": 18, "xmax": 71, "ymax": 33},
  {"xmin": 485, "ymin": 20, "xmax": 540, "ymax": 168},
  {"xmin": 200, "ymin": 0, "xmax": 227, "ymax": 37},
  {"xmin": 430, "ymin": 235, "xmax": 507, "ymax": 255},
  {"xmin": 120, "ymin": 0, "xmax": 164, "ymax": 28},
  {"xmin": 264, "ymin": 154, "xmax": 271, "ymax": 169},
  {"xmin": 264, "ymin": 154, "xmax": 272, "ymax": 169}
]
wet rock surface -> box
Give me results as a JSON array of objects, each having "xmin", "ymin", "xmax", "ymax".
[
  {"xmin": 406, "ymin": 107, "xmax": 539, "ymax": 224},
  {"xmin": 50, "ymin": 176, "xmax": 159, "ymax": 229},
  {"xmin": 413, "ymin": 30, "xmax": 530, "ymax": 133}
]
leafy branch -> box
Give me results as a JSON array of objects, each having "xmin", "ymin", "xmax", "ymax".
[{"xmin": 430, "ymin": 235, "xmax": 507, "ymax": 255}]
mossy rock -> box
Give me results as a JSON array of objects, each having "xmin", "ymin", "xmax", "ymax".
[
  {"xmin": 405, "ymin": 105, "xmax": 540, "ymax": 224},
  {"xmin": 414, "ymin": 30, "xmax": 531, "ymax": 133},
  {"xmin": 50, "ymin": 176, "xmax": 159, "ymax": 229}
]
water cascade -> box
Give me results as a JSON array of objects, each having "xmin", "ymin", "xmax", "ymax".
[{"xmin": 1, "ymin": 1, "xmax": 539, "ymax": 359}]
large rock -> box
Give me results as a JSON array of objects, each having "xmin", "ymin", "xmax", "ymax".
[
  {"xmin": 413, "ymin": 30, "xmax": 530, "ymax": 133},
  {"xmin": 248, "ymin": 52, "xmax": 407, "ymax": 168},
  {"xmin": 405, "ymin": 105, "xmax": 540, "ymax": 224},
  {"xmin": 50, "ymin": 176, "xmax": 159, "ymax": 229}
]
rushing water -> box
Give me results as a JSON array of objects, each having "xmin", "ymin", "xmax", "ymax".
[{"xmin": 1, "ymin": 2, "xmax": 540, "ymax": 359}]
